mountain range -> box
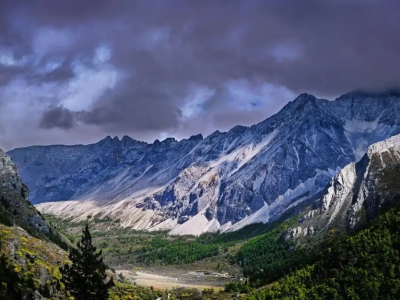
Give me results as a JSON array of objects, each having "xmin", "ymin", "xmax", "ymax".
[{"xmin": 7, "ymin": 90, "xmax": 400, "ymax": 235}]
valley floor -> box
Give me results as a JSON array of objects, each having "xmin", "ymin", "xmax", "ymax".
[
  {"xmin": 44, "ymin": 213, "xmax": 243, "ymax": 289},
  {"xmin": 116, "ymin": 269, "xmax": 227, "ymax": 290}
]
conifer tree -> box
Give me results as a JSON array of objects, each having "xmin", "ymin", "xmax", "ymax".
[{"xmin": 60, "ymin": 224, "xmax": 114, "ymax": 300}]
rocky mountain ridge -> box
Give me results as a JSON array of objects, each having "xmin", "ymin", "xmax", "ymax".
[
  {"xmin": 8, "ymin": 90, "xmax": 400, "ymax": 235},
  {"xmin": 284, "ymin": 133, "xmax": 400, "ymax": 241}
]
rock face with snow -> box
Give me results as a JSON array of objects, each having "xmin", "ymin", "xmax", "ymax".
[
  {"xmin": 7, "ymin": 90, "xmax": 400, "ymax": 235},
  {"xmin": 283, "ymin": 133, "xmax": 400, "ymax": 241}
]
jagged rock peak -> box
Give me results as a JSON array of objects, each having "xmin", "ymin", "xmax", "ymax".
[
  {"xmin": 229, "ymin": 125, "xmax": 248, "ymax": 134},
  {"xmin": 294, "ymin": 93, "xmax": 319, "ymax": 107},
  {"xmin": 162, "ymin": 137, "xmax": 177, "ymax": 143},
  {"xmin": 98, "ymin": 135, "xmax": 146, "ymax": 147},
  {"xmin": 280, "ymin": 92, "xmax": 320, "ymax": 114},
  {"xmin": 121, "ymin": 135, "xmax": 134, "ymax": 145},
  {"xmin": 208, "ymin": 130, "xmax": 223, "ymax": 139},
  {"xmin": 121, "ymin": 135, "xmax": 132, "ymax": 141},
  {"xmin": 120, "ymin": 135, "xmax": 147, "ymax": 145},
  {"xmin": 98, "ymin": 135, "xmax": 113, "ymax": 144},
  {"xmin": 120, "ymin": 135, "xmax": 142, "ymax": 148},
  {"xmin": 188, "ymin": 134, "xmax": 203, "ymax": 141},
  {"xmin": 97, "ymin": 135, "xmax": 121, "ymax": 146},
  {"xmin": 293, "ymin": 92, "xmax": 317, "ymax": 102}
]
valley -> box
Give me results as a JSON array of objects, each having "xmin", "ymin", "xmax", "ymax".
[
  {"xmin": 2, "ymin": 1, "xmax": 400, "ymax": 298},
  {"xmin": 30, "ymin": 130, "xmax": 400, "ymax": 299},
  {"xmin": 2, "ymin": 91, "xmax": 400, "ymax": 299},
  {"xmin": 44, "ymin": 214, "xmax": 239, "ymax": 291},
  {"xmin": 115, "ymin": 269, "xmax": 226, "ymax": 291}
]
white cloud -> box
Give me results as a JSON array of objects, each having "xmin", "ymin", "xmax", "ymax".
[
  {"xmin": 0, "ymin": 45, "xmax": 122, "ymax": 149},
  {"xmin": 93, "ymin": 45, "xmax": 112, "ymax": 65},
  {"xmin": 61, "ymin": 62, "xmax": 119, "ymax": 111},
  {"xmin": 226, "ymin": 80, "xmax": 296, "ymax": 111},
  {"xmin": 0, "ymin": 48, "xmax": 29, "ymax": 67},
  {"xmin": 181, "ymin": 85, "xmax": 214, "ymax": 119}
]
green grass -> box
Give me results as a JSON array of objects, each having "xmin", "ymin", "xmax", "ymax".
[{"xmin": 45, "ymin": 213, "xmax": 292, "ymax": 271}]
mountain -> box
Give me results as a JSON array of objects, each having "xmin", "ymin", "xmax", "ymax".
[
  {"xmin": 0, "ymin": 147, "xmax": 50, "ymax": 238},
  {"xmin": 0, "ymin": 146, "xmax": 70, "ymax": 248},
  {"xmin": 0, "ymin": 147, "xmax": 72, "ymax": 299},
  {"xmin": 7, "ymin": 90, "xmax": 400, "ymax": 235},
  {"xmin": 283, "ymin": 132, "xmax": 400, "ymax": 241}
]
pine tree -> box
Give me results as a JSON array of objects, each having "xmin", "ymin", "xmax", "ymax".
[{"xmin": 60, "ymin": 224, "xmax": 114, "ymax": 300}]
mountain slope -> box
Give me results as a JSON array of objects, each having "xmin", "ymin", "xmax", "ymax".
[
  {"xmin": 284, "ymin": 133, "xmax": 400, "ymax": 241},
  {"xmin": 8, "ymin": 90, "xmax": 400, "ymax": 234},
  {"xmin": 0, "ymin": 146, "xmax": 71, "ymax": 249},
  {"xmin": 0, "ymin": 148, "xmax": 52, "ymax": 239},
  {"xmin": 0, "ymin": 147, "xmax": 74, "ymax": 299},
  {"xmin": 0, "ymin": 223, "xmax": 69, "ymax": 299},
  {"xmin": 246, "ymin": 201, "xmax": 400, "ymax": 300}
]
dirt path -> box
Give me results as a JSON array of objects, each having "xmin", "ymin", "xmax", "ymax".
[{"xmin": 116, "ymin": 269, "xmax": 226, "ymax": 291}]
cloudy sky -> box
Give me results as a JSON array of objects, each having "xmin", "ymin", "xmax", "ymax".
[{"xmin": 1, "ymin": 0, "xmax": 400, "ymax": 150}]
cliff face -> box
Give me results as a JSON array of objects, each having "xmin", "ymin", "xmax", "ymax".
[
  {"xmin": 0, "ymin": 148, "xmax": 49, "ymax": 236},
  {"xmin": 284, "ymin": 134, "xmax": 400, "ymax": 241},
  {"xmin": 0, "ymin": 148, "xmax": 71, "ymax": 299}
]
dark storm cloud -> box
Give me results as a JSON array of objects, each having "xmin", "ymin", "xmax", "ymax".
[
  {"xmin": 40, "ymin": 106, "xmax": 75, "ymax": 130},
  {"xmin": 1, "ymin": 0, "xmax": 400, "ymax": 149},
  {"xmin": 77, "ymin": 87, "xmax": 182, "ymax": 131}
]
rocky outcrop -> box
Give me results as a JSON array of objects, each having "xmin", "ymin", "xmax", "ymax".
[
  {"xmin": 0, "ymin": 148, "xmax": 49, "ymax": 235},
  {"xmin": 283, "ymin": 134, "xmax": 400, "ymax": 241},
  {"xmin": 0, "ymin": 148, "xmax": 72, "ymax": 299},
  {"xmin": 0, "ymin": 148, "xmax": 71, "ymax": 253}
]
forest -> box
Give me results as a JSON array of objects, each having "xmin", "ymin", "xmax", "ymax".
[{"xmin": 245, "ymin": 202, "xmax": 400, "ymax": 299}]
